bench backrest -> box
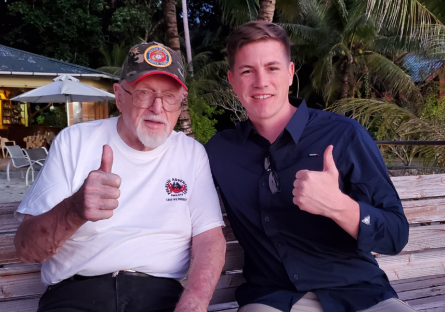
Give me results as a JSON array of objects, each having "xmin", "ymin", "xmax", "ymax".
[{"xmin": 1, "ymin": 174, "xmax": 445, "ymax": 310}]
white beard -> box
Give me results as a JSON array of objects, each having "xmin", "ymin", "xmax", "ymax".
[{"xmin": 136, "ymin": 115, "xmax": 170, "ymax": 149}]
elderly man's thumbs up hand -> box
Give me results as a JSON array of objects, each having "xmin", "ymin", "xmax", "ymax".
[
  {"xmin": 72, "ymin": 145, "xmax": 122, "ymax": 222},
  {"xmin": 292, "ymin": 145, "xmax": 345, "ymax": 219}
]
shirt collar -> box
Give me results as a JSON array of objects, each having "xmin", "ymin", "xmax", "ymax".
[
  {"xmin": 285, "ymin": 98, "xmax": 309, "ymax": 145},
  {"xmin": 238, "ymin": 98, "xmax": 309, "ymax": 145}
]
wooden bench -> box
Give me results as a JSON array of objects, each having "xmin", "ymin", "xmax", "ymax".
[{"xmin": 1, "ymin": 174, "xmax": 445, "ymax": 311}]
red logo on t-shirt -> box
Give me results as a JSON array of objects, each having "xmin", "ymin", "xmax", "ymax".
[{"xmin": 165, "ymin": 178, "xmax": 187, "ymax": 196}]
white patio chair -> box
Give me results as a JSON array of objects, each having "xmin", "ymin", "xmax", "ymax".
[
  {"xmin": 5, "ymin": 145, "xmax": 31, "ymax": 184},
  {"xmin": 1, "ymin": 138, "xmax": 16, "ymax": 158},
  {"xmin": 22, "ymin": 147, "xmax": 48, "ymax": 185}
]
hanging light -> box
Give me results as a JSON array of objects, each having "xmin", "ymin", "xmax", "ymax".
[{"xmin": 50, "ymin": 104, "xmax": 55, "ymax": 111}]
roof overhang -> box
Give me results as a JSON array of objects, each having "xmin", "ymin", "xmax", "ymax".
[{"xmin": 0, "ymin": 71, "xmax": 118, "ymax": 80}]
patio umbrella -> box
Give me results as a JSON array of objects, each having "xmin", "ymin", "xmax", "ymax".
[{"xmin": 10, "ymin": 74, "xmax": 115, "ymax": 126}]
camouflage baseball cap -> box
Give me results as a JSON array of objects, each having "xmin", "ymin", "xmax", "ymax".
[{"xmin": 120, "ymin": 42, "xmax": 187, "ymax": 90}]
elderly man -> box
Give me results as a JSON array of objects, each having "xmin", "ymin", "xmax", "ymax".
[
  {"xmin": 205, "ymin": 21, "xmax": 413, "ymax": 312},
  {"xmin": 15, "ymin": 42, "xmax": 226, "ymax": 312}
]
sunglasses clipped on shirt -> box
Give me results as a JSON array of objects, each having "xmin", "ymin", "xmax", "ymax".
[{"xmin": 264, "ymin": 153, "xmax": 281, "ymax": 194}]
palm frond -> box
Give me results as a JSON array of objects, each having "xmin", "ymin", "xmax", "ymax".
[
  {"xmin": 366, "ymin": 52, "xmax": 418, "ymax": 95},
  {"xmin": 424, "ymin": 24, "xmax": 445, "ymax": 58},
  {"xmin": 329, "ymin": 98, "xmax": 445, "ymax": 166},
  {"xmin": 96, "ymin": 66, "xmax": 122, "ymax": 76},
  {"xmin": 310, "ymin": 52, "xmax": 334, "ymax": 94},
  {"xmin": 275, "ymin": 0, "xmax": 307, "ymax": 23},
  {"xmin": 194, "ymin": 60, "xmax": 230, "ymax": 81},
  {"xmin": 421, "ymin": 0, "xmax": 445, "ymax": 24},
  {"xmin": 365, "ymin": 0, "xmax": 443, "ymax": 41},
  {"xmin": 219, "ymin": 0, "xmax": 258, "ymax": 26},
  {"xmin": 281, "ymin": 23, "xmax": 329, "ymax": 44}
]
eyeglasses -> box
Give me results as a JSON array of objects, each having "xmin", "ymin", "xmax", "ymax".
[
  {"xmin": 121, "ymin": 86, "xmax": 183, "ymax": 112},
  {"xmin": 264, "ymin": 154, "xmax": 280, "ymax": 194}
]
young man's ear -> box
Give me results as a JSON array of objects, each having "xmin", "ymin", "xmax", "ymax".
[
  {"xmin": 288, "ymin": 62, "xmax": 295, "ymax": 86},
  {"xmin": 227, "ymin": 70, "xmax": 233, "ymax": 86}
]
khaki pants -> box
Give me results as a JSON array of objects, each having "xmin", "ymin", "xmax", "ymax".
[{"xmin": 238, "ymin": 292, "xmax": 417, "ymax": 312}]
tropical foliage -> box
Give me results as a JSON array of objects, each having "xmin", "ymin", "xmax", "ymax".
[{"xmin": 2, "ymin": 0, "xmax": 445, "ymax": 165}]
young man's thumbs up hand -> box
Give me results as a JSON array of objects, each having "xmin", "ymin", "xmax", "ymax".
[{"xmin": 292, "ymin": 145, "xmax": 342, "ymax": 219}]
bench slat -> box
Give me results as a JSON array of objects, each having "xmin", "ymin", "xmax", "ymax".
[
  {"xmin": 402, "ymin": 224, "xmax": 445, "ymax": 253},
  {"xmin": 377, "ymin": 248, "xmax": 445, "ymax": 281},
  {"xmin": 0, "ymin": 233, "xmax": 18, "ymax": 265},
  {"xmin": 208, "ymin": 302, "xmax": 239, "ymax": 312},
  {"xmin": 0, "ymin": 272, "xmax": 45, "ymax": 300},
  {"xmin": 405, "ymin": 294, "xmax": 445, "ymax": 311},
  {"xmin": 222, "ymin": 243, "xmax": 244, "ymax": 273},
  {"xmin": 0, "ymin": 263, "xmax": 41, "ymax": 277},
  {"xmin": 0, "ymin": 297, "xmax": 39, "ymax": 312},
  {"xmin": 209, "ymin": 287, "xmax": 238, "ymax": 306},
  {"xmin": 0, "ymin": 202, "xmax": 20, "ymax": 234},
  {"xmin": 391, "ymin": 174, "xmax": 445, "ymax": 200},
  {"xmin": 372, "ymin": 224, "xmax": 445, "ymax": 258},
  {"xmin": 403, "ymin": 197, "xmax": 445, "ymax": 224},
  {"xmin": 397, "ymin": 283, "xmax": 445, "ymax": 302}
]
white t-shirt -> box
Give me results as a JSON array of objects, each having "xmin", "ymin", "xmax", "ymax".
[{"xmin": 16, "ymin": 117, "xmax": 224, "ymax": 285}]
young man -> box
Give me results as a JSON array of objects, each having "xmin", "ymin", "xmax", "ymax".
[
  {"xmin": 205, "ymin": 21, "xmax": 414, "ymax": 312},
  {"xmin": 15, "ymin": 42, "xmax": 226, "ymax": 312}
]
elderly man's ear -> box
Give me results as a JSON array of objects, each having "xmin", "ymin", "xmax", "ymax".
[
  {"xmin": 182, "ymin": 91, "xmax": 188, "ymax": 101},
  {"xmin": 113, "ymin": 83, "xmax": 125, "ymax": 111}
]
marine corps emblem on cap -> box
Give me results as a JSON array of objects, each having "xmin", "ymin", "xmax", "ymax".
[{"xmin": 144, "ymin": 45, "xmax": 172, "ymax": 67}]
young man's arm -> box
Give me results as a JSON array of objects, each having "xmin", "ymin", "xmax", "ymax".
[
  {"xmin": 174, "ymin": 227, "xmax": 226, "ymax": 312},
  {"xmin": 293, "ymin": 138, "xmax": 409, "ymax": 254},
  {"xmin": 14, "ymin": 145, "xmax": 121, "ymax": 263}
]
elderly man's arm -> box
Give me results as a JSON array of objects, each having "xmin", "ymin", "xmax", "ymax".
[
  {"xmin": 15, "ymin": 200, "xmax": 87, "ymax": 263},
  {"xmin": 14, "ymin": 145, "xmax": 121, "ymax": 263},
  {"xmin": 174, "ymin": 227, "xmax": 226, "ymax": 312}
]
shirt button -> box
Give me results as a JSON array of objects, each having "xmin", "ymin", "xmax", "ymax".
[
  {"xmin": 265, "ymin": 217, "xmax": 269, "ymax": 221},
  {"xmin": 277, "ymin": 243, "xmax": 282, "ymax": 247},
  {"xmin": 294, "ymin": 274, "xmax": 299, "ymax": 280},
  {"xmin": 262, "ymin": 182, "xmax": 267, "ymax": 187}
]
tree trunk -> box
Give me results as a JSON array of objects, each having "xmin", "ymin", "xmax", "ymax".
[
  {"xmin": 257, "ymin": 0, "xmax": 276, "ymax": 22},
  {"xmin": 162, "ymin": 0, "xmax": 194, "ymax": 138},
  {"xmin": 27, "ymin": 103, "xmax": 52, "ymax": 121},
  {"xmin": 162, "ymin": 0, "xmax": 180, "ymax": 53},
  {"xmin": 340, "ymin": 58, "xmax": 352, "ymax": 99}
]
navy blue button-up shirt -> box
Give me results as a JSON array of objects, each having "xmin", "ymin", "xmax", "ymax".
[{"xmin": 205, "ymin": 99, "xmax": 409, "ymax": 312}]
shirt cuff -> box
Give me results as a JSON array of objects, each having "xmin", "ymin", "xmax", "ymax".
[{"xmin": 356, "ymin": 201, "xmax": 385, "ymax": 253}]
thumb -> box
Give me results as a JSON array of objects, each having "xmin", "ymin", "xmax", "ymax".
[
  {"xmin": 323, "ymin": 145, "xmax": 337, "ymax": 173},
  {"xmin": 99, "ymin": 145, "xmax": 113, "ymax": 173}
]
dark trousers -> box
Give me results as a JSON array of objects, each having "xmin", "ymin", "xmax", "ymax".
[{"xmin": 37, "ymin": 272, "xmax": 184, "ymax": 312}]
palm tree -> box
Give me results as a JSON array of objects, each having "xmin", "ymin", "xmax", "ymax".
[
  {"xmin": 162, "ymin": 0, "xmax": 181, "ymax": 52},
  {"xmin": 257, "ymin": 0, "xmax": 276, "ymax": 21},
  {"xmin": 162, "ymin": 0, "xmax": 194, "ymax": 138},
  {"xmin": 282, "ymin": 0, "xmax": 445, "ymax": 105},
  {"xmin": 97, "ymin": 42, "xmax": 129, "ymax": 77},
  {"xmin": 219, "ymin": 0, "xmax": 301, "ymax": 25},
  {"xmin": 324, "ymin": 0, "xmax": 445, "ymax": 166}
]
